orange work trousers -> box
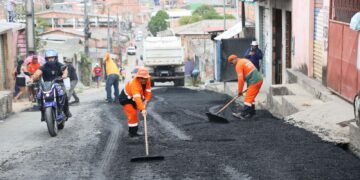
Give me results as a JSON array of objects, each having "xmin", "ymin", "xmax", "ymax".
[
  {"xmin": 123, "ymin": 104, "xmax": 139, "ymax": 127},
  {"xmin": 244, "ymin": 80, "xmax": 263, "ymax": 106}
]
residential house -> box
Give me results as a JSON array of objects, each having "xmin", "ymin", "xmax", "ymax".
[
  {"xmin": 0, "ymin": 22, "xmax": 26, "ymax": 119},
  {"xmin": 254, "ymin": 0, "xmax": 359, "ymax": 102},
  {"xmin": 173, "ymin": 19, "xmax": 238, "ymax": 83}
]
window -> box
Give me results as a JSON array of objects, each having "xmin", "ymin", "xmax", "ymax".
[{"xmin": 331, "ymin": 0, "xmax": 360, "ymax": 23}]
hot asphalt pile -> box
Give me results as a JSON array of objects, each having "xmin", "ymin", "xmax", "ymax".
[{"xmin": 98, "ymin": 87, "xmax": 360, "ymax": 179}]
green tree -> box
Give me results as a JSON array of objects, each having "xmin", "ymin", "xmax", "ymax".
[
  {"xmin": 79, "ymin": 53, "xmax": 92, "ymax": 86},
  {"xmin": 179, "ymin": 15, "xmax": 202, "ymax": 25},
  {"xmin": 193, "ymin": 5, "xmax": 217, "ymax": 17},
  {"xmin": 35, "ymin": 17, "xmax": 49, "ymax": 51},
  {"xmin": 148, "ymin": 10, "xmax": 169, "ymax": 36}
]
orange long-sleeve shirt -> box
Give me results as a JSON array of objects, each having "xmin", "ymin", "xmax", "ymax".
[
  {"xmin": 235, "ymin": 58, "xmax": 263, "ymax": 93},
  {"xmin": 124, "ymin": 78, "xmax": 152, "ymax": 110}
]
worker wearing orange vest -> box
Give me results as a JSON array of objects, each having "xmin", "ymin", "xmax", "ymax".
[
  {"xmin": 119, "ymin": 67, "xmax": 152, "ymax": 137},
  {"xmin": 228, "ymin": 54, "xmax": 263, "ymax": 119}
]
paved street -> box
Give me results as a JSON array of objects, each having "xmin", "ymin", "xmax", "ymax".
[{"xmin": 1, "ymin": 86, "xmax": 360, "ymax": 179}]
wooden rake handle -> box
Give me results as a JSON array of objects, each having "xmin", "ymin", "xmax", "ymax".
[
  {"xmin": 215, "ymin": 89, "xmax": 248, "ymax": 114},
  {"xmin": 144, "ymin": 115, "xmax": 149, "ymax": 156}
]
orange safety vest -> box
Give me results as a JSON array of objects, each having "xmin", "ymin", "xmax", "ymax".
[
  {"xmin": 124, "ymin": 78, "xmax": 152, "ymax": 110},
  {"xmin": 235, "ymin": 58, "xmax": 263, "ymax": 93}
]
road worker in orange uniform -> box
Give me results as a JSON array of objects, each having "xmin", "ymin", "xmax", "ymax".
[
  {"xmin": 119, "ymin": 67, "xmax": 152, "ymax": 137},
  {"xmin": 228, "ymin": 54, "xmax": 263, "ymax": 119}
]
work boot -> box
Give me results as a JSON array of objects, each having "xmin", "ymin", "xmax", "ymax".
[
  {"xmin": 233, "ymin": 105, "xmax": 253, "ymax": 119},
  {"xmin": 129, "ymin": 126, "xmax": 141, "ymax": 138},
  {"xmin": 251, "ymin": 104, "xmax": 256, "ymax": 115},
  {"xmin": 40, "ymin": 110, "xmax": 45, "ymax": 122}
]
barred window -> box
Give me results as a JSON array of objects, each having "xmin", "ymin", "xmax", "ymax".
[{"xmin": 331, "ymin": 0, "xmax": 360, "ymax": 23}]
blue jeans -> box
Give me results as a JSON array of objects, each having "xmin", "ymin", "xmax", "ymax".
[{"xmin": 106, "ymin": 74, "xmax": 119, "ymax": 101}]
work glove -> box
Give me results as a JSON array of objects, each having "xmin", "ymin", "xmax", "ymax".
[
  {"xmin": 144, "ymin": 100, "xmax": 148, "ymax": 107},
  {"xmin": 141, "ymin": 109, "xmax": 147, "ymax": 118}
]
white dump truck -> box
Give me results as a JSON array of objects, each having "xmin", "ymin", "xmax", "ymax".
[{"xmin": 142, "ymin": 36, "xmax": 185, "ymax": 86}]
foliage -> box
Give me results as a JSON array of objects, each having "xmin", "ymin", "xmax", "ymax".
[
  {"xmin": 148, "ymin": 10, "xmax": 169, "ymax": 36},
  {"xmin": 179, "ymin": 15, "xmax": 202, "ymax": 25},
  {"xmin": 35, "ymin": 17, "xmax": 49, "ymax": 51},
  {"xmin": 193, "ymin": 5, "xmax": 217, "ymax": 17},
  {"xmin": 79, "ymin": 53, "xmax": 92, "ymax": 86},
  {"xmin": 179, "ymin": 5, "xmax": 234, "ymax": 25}
]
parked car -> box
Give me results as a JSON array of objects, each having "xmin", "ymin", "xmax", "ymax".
[{"xmin": 127, "ymin": 46, "xmax": 136, "ymax": 55}]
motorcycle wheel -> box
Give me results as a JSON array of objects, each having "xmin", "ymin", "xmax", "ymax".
[
  {"xmin": 45, "ymin": 107, "xmax": 58, "ymax": 137},
  {"xmin": 355, "ymin": 94, "xmax": 360, "ymax": 127},
  {"xmin": 58, "ymin": 121, "xmax": 65, "ymax": 130}
]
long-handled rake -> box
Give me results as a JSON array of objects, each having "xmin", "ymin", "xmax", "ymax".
[
  {"xmin": 130, "ymin": 115, "xmax": 164, "ymax": 162},
  {"xmin": 206, "ymin": 89, "xmax": 247, "ymax": 123}
]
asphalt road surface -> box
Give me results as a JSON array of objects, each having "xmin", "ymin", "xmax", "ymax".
[{"xmin": 1, "ymin": 87, "xmax": 360, "ymax": 179}]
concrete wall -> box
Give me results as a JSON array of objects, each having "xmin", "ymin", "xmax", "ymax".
[
  {"xmin": 181, "ymin": 34, "xmax": 215, "ymax": 83},
  {"xmin": 255, "ymin": 0, "xmax": 292, "ymax": 91},
  {"xmin": 292, "ymin": 0, "xmax": 313, "ymax": 76}
]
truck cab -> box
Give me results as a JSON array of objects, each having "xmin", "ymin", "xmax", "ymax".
[{"xmin": 143, "ymin": 36, "xmax": 185, "ymax": 86}]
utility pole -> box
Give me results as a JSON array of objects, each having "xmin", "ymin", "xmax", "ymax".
[
  {"xmin": 241, "ymin": 1, "xmax": 246, "ymax": 28},
  {"xmin": 25, "ymin": 0, "xmax": 35, "ymax": 55},
  {"xmin": 84, "ymin": 0, "xmax": 90, "ymax": 56},
  {"xmin": 236, "ymin": 0, "xmax": 239, "ymax": 21},
  {"xmin": 223, "ymin": 0, "xmax": 226, "ymax": 30},
  {"xmin": 107, "ymin": 7, "xmax": 111, "ymax": 53}
]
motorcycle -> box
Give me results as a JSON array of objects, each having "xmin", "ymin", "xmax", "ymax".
[
  {"xmin": 38, "ymin": 77, "xmax": 68, "ymax": 137},
  {"xmin": 355, "ymin": 92, "xmax": 360, "ymax": 127}
]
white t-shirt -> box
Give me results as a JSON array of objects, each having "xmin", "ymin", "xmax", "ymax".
[{"xmin": 6, "ymin": 0, "xmax": 14, "ymax": 12}]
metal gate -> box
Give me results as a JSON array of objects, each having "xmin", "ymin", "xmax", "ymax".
[
  {"xmin": 313, "ymin": 0, "xmax": 324, "ymax": 80},
  {"xmin": 327, "ymin": 21, "xmax": 359, "ymax": 101}
]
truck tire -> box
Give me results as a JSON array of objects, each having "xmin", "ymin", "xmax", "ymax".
[
  {"xmin": 151, "ymin": 80, "xmax": 155, "ymax": 87},
  {"xmin": 174, "ymin": 79, "xmax": 184, "ymax": 87}
]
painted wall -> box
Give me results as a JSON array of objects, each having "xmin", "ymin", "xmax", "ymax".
[
  {"xmin": 292, "ymin": 0, "xmax": 313, "ymax": 75},
  {"xmin": 255, "ymin": 0, "xmax": 292, "ymax": 91}
]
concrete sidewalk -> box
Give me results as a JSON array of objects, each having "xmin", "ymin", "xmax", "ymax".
[{"xmin": 200, "ymin": 69, "xmax": 355, "ymax": 146}]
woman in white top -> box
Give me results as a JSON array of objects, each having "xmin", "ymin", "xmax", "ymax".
[{"xmin": 13, "ymin": 60, "xmax": 27, "ymax": 101}]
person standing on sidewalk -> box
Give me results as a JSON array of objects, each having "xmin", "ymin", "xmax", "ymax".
[
  {"xmin": 92, "ymin": 63, "xmax": 102, "ymax": 88},
  {"xmin": 64, "ymin": 58, "xmax": 79, "ymax": 103},
  {"xmin": 6, "ymin": 0, "xmax": 16, "ymax": 22},
  {"xmin": 13, "ymin": 59, "xmax": 27, "ymax": 101},
  {"xmin": 244, "ymin": 41, "xmax": 263, "ymax": 71},
  {"xmin": 119, "ymin": 67, "xmax": 152, "ymax": 137},
  {"xmin": 103, "ymin": 52, "xmax": 120, "ymax": 103},
  {"xmin": 228, "ymin": 54, "xmax": 263, "ymax": 119}
]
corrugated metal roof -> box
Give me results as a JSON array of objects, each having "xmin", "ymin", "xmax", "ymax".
[{"xmin": 173, "ymin": 20, "xmax": 237, "ymax": 35}]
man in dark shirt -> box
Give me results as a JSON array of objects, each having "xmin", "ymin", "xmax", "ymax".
[
  {"xmin": 64, "ymin": 58, "xmax": 79, "ymax": 103},
  {"xmin": 244, "ymin": 41, "xmax": 263, "ymax": 71},
  {"xmin": 30, "ymin": 49, "xmax": 72, "ymax": 120}
]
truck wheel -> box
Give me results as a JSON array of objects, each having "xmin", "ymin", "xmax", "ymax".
[
  {"xmin": 175, "ymin": 79, "xmax": 184, "ymax": 87},
  {"xmin": 151, "ymin": 80, "xmax": 155, "ymax": 87}
]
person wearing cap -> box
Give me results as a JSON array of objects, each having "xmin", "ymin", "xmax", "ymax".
[
  {"xmin": 119, "ymin": 67, "xmax": 152, "ymax": 137},
  {"xmin": 103, "ymin": 52, "xmax": 120, "ymax": 102},
  {"xmin": 92, "ymin": 63, "xmax": 102, "ymax": 88},
  {"xmin": 228, "ymin": 54, "xmax": 263, "ymax": 119},
  {"xmin": 244, "ymin": 40, "xmax": 263, "ymax": 71},
  {"xmin": 6, "ymin": 0, "xmax": 16, "ymax": 22},
  {"xmin": 64, "ymin": 58, "xmax": 79, "ymax": 103}
]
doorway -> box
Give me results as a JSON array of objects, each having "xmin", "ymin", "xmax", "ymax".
[
  {"xmin": 285, "ymin": 11, "xmax": 292, "ymax": 69},
  {"xmin": 272, "ymin": 8, "xmax": 282, "ymax": 84}
]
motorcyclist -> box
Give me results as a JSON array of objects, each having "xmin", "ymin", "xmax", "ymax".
[{"xmin": 29, "ymin": 49, "xmax": 72, "ymax": 121}]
